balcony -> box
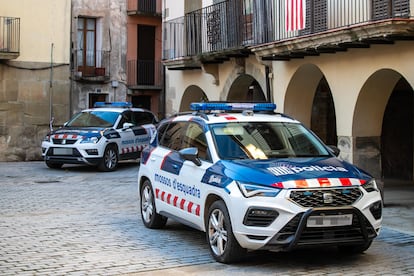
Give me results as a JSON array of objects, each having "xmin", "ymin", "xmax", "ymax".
[
  {"xmin": 127, "ymin": 0, "xmax": 162, "ymax": 17},
  {"xmin": 127, "ymin": 59, "xmax": 163, "ymax": 89},
  {"xmin": 0, "ymin": 16, "xmax": 20, "ymax": 60},
  {"xmin": 163, "ymin": 0, "xmax": 414, "ymax": 68},
  {"xmin": 73, "ymin": 50, "xmax": 110, "ymax": 82}
]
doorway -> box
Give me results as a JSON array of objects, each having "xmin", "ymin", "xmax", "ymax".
[{"xmin": 132, "ymin": 95, "xmax": 151, "ymax": 110}]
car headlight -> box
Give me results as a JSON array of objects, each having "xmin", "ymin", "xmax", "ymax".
[
  {"xmin": 80, "ymin": 136, "xmax": 100, "ymax": 144},
  {"xmin": 237, "ymin": 182, "xmax": 281, "ymax": 198},
  {"xmin": 362, "ymin": 179, "xmax": 378, "ymax": 193},
  {"xmin": 43, "ymin": 135, "xmax": 51, "ymax": 142}
]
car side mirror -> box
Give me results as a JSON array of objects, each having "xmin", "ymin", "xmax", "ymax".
[
  {"xmin": 179, "ymin": 147, "xmax": 202, "ymax": 166},
  {"xmin": 328, "ymin": 145, "xmax": 340, "ymax": 157},
  {"xmin": 122, "ymin": 122, "xmax": 134, "ymax": 129}
]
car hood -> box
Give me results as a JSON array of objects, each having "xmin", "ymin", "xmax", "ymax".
[
  {"xmin": 202, "ymin": 157, "xmax": 372, "ymax": 189},
  {"xmin": 49, "ymin": 127, "xmax": 105, "ymax": 138}
]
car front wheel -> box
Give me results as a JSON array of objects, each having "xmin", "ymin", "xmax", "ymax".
[
  {"xmin": 206, "ymin": 200, "xmax": 246, "ymax": 263},
  {"xmin": 140, "ymin": 180, "xmax": 167, "ymax": 228},
  {"xmin": 98, "ymin": 145, "xmax": 118, "ymax": 171}
]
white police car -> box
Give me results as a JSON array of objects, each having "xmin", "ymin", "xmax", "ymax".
[
  {"xmin": 42, "ymin": 102, "xmax": 157, "ymax": 171},
  {"xmin": 137, "ymin": 102, "xmax": 382, "ymax": 263}
]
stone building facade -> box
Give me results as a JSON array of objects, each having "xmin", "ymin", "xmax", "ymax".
[
  {"xmin": 0, "ymin": 0, "xmax": 71, "ymax": 161},
  {"xmin": 71, "ymin": 0, "xmax": 128, "ymax": 115}
]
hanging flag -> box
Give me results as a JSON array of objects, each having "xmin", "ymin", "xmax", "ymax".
[{"xmin": 285, "ymin": 0, "xmax": 306, "ymax": 31}]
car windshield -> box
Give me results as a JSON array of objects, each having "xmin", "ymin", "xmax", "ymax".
[
  {"xmin": 65, "ymin": 111, "xmax": 119, "ymax": 127},
  {"xmin": 210, "ymin": 122, "xmax": 330, "ymax": 160}
]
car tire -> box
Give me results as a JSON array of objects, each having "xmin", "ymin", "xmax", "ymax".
[
  {"xmin": 338, "ymin": 240, "xmax": 373, "ymax": 254},
  {"xmin": 45, "ymin": 161, "xmax": 63, "ymax": 169},
  {"xmin": 98, "ymin": 145, "xmax": 118, "ymax": 172},
  {"xmin": 140, "ymin": 180, "xmax": 167, "ymax": 229},
  {"xmin": 206, "ymin": 200, "xmax": 246, "ymax": 263}
]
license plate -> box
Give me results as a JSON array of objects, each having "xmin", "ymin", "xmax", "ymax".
[
  {"xmin": 53, "ymin": 148, "xmax": 72, "ymax": 155},
  {"xmin": 307, "ymin": 214, "xmax": 353, "ymax": 227}
]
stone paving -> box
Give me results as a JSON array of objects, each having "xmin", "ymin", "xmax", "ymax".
[{"xmin": 0, "ymin": 162, "xmax": 413, "ymax": 275}]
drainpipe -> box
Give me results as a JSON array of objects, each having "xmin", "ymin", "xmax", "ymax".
[
  {"xmin": 265, "ymin": 65, "xmax": 272, "ymax": 103},
  {"xmin": 49, "ymin": 43, "xmax": 54, "ymax": 131}
]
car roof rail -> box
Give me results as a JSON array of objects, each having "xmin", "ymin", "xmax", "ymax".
[{"xmin": 94, "ymin": 102, "xmax": 133, "ymax": 108}]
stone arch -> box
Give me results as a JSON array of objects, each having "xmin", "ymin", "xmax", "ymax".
[
  {"xmin": 226, "ymin": 74, "xmax": 266, "ymax": 102},
  {"xmin": 311, "ymin": 76, "xmax": 337, "ymax": 146},
  {"xmin": 353, "ymin": 69, "xmax": 413, "ymax": 182},
  {"xmin": 382, "ymin": 78, "xmax": 413, "ymax": 181},
  {"xmin": 284, "ymin": 64, "xmax": 337, "ymax": 146},
  {"xmin": 179, "ymin": 85, "xmax": 208, "ymax": 112},
  {"xmin": 284, "ymin": 64, "xmax": 325, "ymax": 127}
]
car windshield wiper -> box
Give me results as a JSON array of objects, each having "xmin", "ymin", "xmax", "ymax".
[{"xmin": 294, "ymin": 154, "xmax": 330, "ymax": 158}]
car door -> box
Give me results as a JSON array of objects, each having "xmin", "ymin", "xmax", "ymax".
[
  {"xmin": 116, "ymin": 111, "xmax": 139, "ymax": 158},
  {"xmin": 173, "ymin": 121, "xmax": 211, "ymax": 228},
  {"xmin": 151, "ymin": 121, "xmax": 211, "ymax": 229}
]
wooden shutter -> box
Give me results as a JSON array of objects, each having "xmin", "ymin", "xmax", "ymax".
[
  {"xmin": 372, "ymin": 0, "xmax": 391, "ymax": 20},
  {"xmin": 299, "ymin": 0, "xmax": 327, "ymax": 35},
  {"xmin": 393, "ymin": 0, "xmax": 410, "ymax": 17}
]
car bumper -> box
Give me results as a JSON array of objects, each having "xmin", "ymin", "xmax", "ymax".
[
  {"xmin": 224, "ymin": 183, "xmax": 382, "ymax": 251},
  {"xmin": 42, "ymin": 142, "xmax": 104, "ymax": 166}
]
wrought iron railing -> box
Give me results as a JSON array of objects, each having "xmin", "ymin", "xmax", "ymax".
[
  {"xmin": 127, "ymin": 0, "xmax": 162, "ymax": 15},
  {"xmin": 127, "ymin": 59, "xmax": 162, "ymax": 87},
  {"xmin": 163, "ymin": 0, "xmax": 411, "ymax": 60},
  {"xmin": 73, "ymin": 50, "xmax": 110, "ymax": 79},
  {"xmin": 0, "ymin": 16, "xmax": 20, "ymax": 54}
]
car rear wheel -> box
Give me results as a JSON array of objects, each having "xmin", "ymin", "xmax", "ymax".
[
  {"xmin": 140, "ymin": 180, "xmax": 167, "ymax": 228},
  {"xmin": 206, "ymin": 200, "xmax": 246, "ymax": 263},
  {"xmin": 98, "ymin": 145, "xmax": 118, "ymax": 171},
  {"xmin": 45, "ymin": 161, "xmax": 63, "ymax": 169}
]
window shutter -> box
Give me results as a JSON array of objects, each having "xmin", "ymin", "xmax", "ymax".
[
  {"xmin": 372, "ymin": 0, "xmax": 391, "ymax": 20},
  {"xmin": 313, "ymin": 0, "xmax": 327, "ymax": 33},
  {"xmin": 393, "ymin": 0, "xmax": 410, "ymax": 17},
  {"xmin": 299, "ymin": 0, "xmax": 327, "ymax": 35}
]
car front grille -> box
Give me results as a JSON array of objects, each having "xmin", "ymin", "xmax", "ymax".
[
  {"xmin": 289, "ymin": 187, "xmax": 362, "ymax": 208},
  {"xmin": 52, "ymin": 138, "xmax": 77, "ymax": 145}
]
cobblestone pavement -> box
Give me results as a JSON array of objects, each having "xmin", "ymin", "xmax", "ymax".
[{"xmin": 0, "ymin": 162, "xmax": 413, "ymax": 275}]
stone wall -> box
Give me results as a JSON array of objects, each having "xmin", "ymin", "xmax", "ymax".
[{"xmin": 0, "ymin": 62, "xmax": 70, "ymax": 161}]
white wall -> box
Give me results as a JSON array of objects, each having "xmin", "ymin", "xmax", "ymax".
[{"xmin": 1, "ymin": 0, "xmax": 71, "ymax": 63}]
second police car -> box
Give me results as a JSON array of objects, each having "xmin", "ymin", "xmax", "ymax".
[
  {"xmin": 42, "ymin": 102, "xmax": 157, "ymax": 171},
  {"xmin": 137, "ymin": 102, "xmax": 382, "ymax": 263}
]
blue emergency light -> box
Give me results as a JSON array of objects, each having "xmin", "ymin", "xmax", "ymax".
[
  {"xmin": 190, "ymin": 102, "xmax": 276, "ymax": 112},
  {"xmin": 94, "ymin": 102, "xmax": 133, "ymax": 108}
]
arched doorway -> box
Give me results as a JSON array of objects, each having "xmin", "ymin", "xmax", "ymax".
[
  {"xmin": 285, "ymin": 64, "xmax": 336, "ymax": 145},
  {"xmin": 311, "ymin": 77, "xmax": 337, "ymax": 146},
  {"xmin": 227, "ymin": 75, "xmax": 266, "ymax": 102},
  {"xmin": 179, "ymin": 85, "xmax": 208, "ymax": 112},
  {"xmin": 353, "ymin": 69, "xmax": 413, "ymax": 191},
  {"xmin": 381, "ymin": 78, "xmax": 413, "ymax": 181}
]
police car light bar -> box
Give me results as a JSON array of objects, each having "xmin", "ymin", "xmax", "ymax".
[
  {"xmin": 190, "ymin": 102, "xmax": 276, "ymax": 112},
  {"xmin": 94, "ymin": 102, "xmax": 133, "ymax": 108}
]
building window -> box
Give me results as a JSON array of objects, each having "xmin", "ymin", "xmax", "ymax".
[{"xmin": 77, "ymin": 17, "xmax": 97, "ymax": 76}]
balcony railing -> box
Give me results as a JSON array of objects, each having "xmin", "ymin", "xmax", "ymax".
[
  {"xmin": 127, "ymin": 0, "xmax": 162, "ymax": 16},
  {"xmin": 163, "ymin": 0, "xmax": 412, "ymax": 62},
  {"xmin": 127, "ymin": 59, "xmax": 162, "ymax": 88},
  {"xmin": 0, "ymin": 16, "xmax": 20, "ymax": 59},
  {"xmin": 73, "ymin": 50, "xmax": 110, "ymax": 81}
]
